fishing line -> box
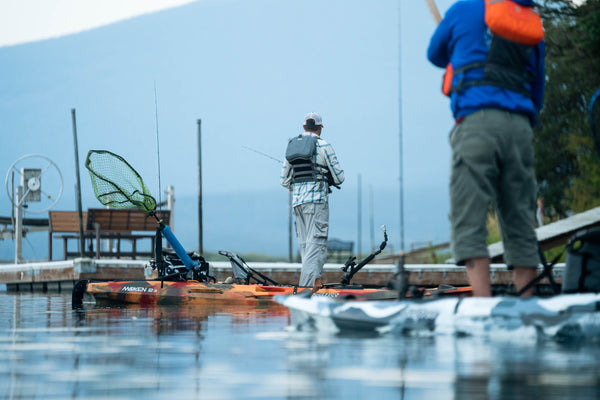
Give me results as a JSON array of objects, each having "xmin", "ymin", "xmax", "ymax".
[
  {"xmin": 154, "ymin": 81, "xmax": 163, "ymax": 211},
  {"xmin": 241, "ymin": 145, "xmax": 283, "ymax": 164}
]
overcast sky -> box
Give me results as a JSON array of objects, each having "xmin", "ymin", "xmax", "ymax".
[
  {"xmin": 0, "ymin": 0, "xmax": 196, "ymax": 47},
  {"xmin": 0, "ymin": 0, "xmax": 457, "ymax": 257}
]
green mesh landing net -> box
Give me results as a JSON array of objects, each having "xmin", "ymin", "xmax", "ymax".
[{"xmin": 85, "ymin": 150, "xmax": 157, "ymax": 214}]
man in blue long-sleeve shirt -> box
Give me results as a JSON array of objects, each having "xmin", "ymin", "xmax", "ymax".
[{"xmin": 427, "ymin": 0, "xmax": 545, "ymax": 297}]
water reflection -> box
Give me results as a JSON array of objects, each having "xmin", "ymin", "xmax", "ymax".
[
  {"xmin": 0, "ymin": 292, "xmax": 599, "ymax": 399},
  {"xmin": 452, "ymin": 337, "xmax": 600, "ymax": 400},
  {"xmin": 280, "ymin": 330, "xmax": 600, "ymax": 400}
]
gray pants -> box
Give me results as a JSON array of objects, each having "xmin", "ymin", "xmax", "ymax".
[{"xmin": 294, "ymin": 202, "xmax": 329, "ymax": 287}]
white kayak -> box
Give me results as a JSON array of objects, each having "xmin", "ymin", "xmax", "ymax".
[{"xmin": 274, "ymin": 293, "xmax": 600, "ymax": 341}]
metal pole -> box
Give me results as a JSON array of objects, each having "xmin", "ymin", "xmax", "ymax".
[
  {"xmin": 288, "ymin": 190, "xmax": 293, "ymax": 262},
  {"xmin": 14, "ymin": 185, "xmax": 23, "ymax": 264},
  {"xmin": 398, "ymin": 2, "xmax": 405, "ymax": 256},
  {"xmin": 72, "ymin": 109, "xmax": 85, "ymax": 257},
  {"xmin": 357, "ymin": 173, "xmax": 362, "ymax": 257},
  {"xmin": 197, "ymin": 119, "xmax": 203, "ymax": 254},
  {"xmin": 369, "ymin": 185, "xmax": 375, "ymax": 251},
  {"xmin": 397, "ymin": 1, "xmax": 407, "ymax": 287},
  {"xmin": 10, "ymin": 172, "xmax": 14, "ymax": 225},
  {"xmin": 167, "ymin": 185, "xmax": 175, "ymax": 232}
]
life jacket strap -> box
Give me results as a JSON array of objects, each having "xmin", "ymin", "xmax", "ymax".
[
  {"xmin": 291, "ymin": 160, "xmax": 328, "ymax": 183},
  {"xmin": 449, "ymin": 36, "xmax": 535, "ymax": 97}
]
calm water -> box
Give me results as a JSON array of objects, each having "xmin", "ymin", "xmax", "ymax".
[{"xmin": 1, "ymin": 291, "xmax": 599, "ymax": 400}]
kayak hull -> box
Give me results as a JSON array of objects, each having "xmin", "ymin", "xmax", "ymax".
[
  {"xmin": 82, "ymin": 280, "xmax": 398, "ymax": 306},
  {"xmin": 274, "ymin": 293, "xmax": 600, "ymax": 341}
]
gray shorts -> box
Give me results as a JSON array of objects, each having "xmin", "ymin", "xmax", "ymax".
[{"xmin": 449, "ymin": 108, "xmax": 539, "ymax": 267}]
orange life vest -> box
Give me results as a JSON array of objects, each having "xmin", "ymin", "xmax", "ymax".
[
  {"xmin": 442, "ymin": 0, "xmax": 544, "ymax": 97},
  {"xmin": 485, "ymin": 0, "xmax": 544, "ymax": 46}
]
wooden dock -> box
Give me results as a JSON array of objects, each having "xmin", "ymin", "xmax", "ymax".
[
  {"xmin": 0, "ymin": 258, "xmax": 149, "ymax": 292},
  {"xmin": 0, "ymin": 258, "xmax": 564, "ymax": 292},
  {"xmin": 489, "ymin": 206, "xmax": 600, "ymax": 262},
  {"xmin": 3, "ymin": 205, "xmax": 597, "ymax": 292}
]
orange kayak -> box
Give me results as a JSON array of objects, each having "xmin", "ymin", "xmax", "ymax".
[{"xmin": 77, "ymin": 280, "xmax": 399, "ymax": 307}]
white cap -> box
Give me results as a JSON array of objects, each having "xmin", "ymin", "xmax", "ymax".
[{"xmin": 303, "ymin": 112, "xmax": 322, "ymax": 126}]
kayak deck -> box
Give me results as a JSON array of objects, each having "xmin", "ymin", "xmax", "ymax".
[{"xmin": 82, "ymin": 280, "xmax": 399, "ymax": 306}]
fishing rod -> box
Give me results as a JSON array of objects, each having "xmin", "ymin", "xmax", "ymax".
[
  {"xmin": 425, "ymin": 0, "xmax": 442, "ymax": 23},
  {"xmin": 391, "ymin": 0, "xmax": 443, "ymax": 298},
  {"xmin": 241, "ymin": 145, "xmax": 283, "ymax": 164},
  {"xmin": 154, "ymin": 81, "xmax": 163, "ymax": 211},
  {"xmin": 391, "ymin": 0, "xmax": 443, "ymax": 299}
]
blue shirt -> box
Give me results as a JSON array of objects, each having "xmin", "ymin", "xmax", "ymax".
[{"xmin": 427, "ymin": 0, "xmax": 545, "ymax": 125}]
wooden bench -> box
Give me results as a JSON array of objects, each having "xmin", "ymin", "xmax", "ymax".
[
  {"xmin": 48, "ymin": 209, "xmax": 170, "ymax": 260},
  {"xmin": 86, "ymin": 208, "xmax": 170, "ymax": 259},
  {"xmin": 327, "ymin": 238, "xmax": 354, "ymax": 263},
  {"xmin": 48, "ymin": 211, "xmax": 90, "ymax": 260}
]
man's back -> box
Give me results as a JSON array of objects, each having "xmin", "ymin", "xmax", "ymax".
[
  {"xmin": 280, "ymin": 133, "xmax": 344, "ymax": 207},
  {"xmin": 427, "ymin": 0, "xmax": 545, "ymax": 123}
]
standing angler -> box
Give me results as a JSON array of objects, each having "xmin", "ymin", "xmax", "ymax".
[
  {"xmin": 281, "ymin": 112, "xmax": 345, "ymax": 293},
  {"xmin": 427, "ymin": 0, "xmax": 545, "ymax": 296}
]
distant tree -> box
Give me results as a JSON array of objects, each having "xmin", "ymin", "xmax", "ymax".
[{"xmin": 535, "ymin": 0, "xmax": 600, "ymax": 217}]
